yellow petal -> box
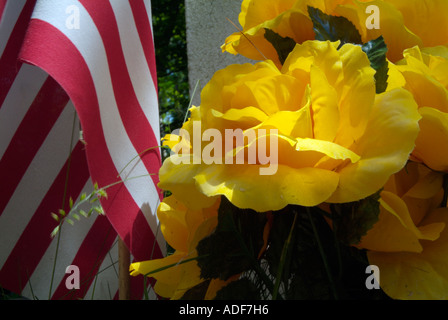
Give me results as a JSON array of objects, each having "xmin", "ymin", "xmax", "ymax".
[
  {"xmin": 251, "ymin": 103, "xmax": 313, "ymax": 139},
  {"xmin": 310, "ymin": 64, "xmax": 340, "ymax": 141},
  {"xmin": 335, "ymin": 0, "xmax": 423, "ymax": 62},
  {"xmin": 413, "ymin": 107, "xmax": 448, "ymax": 172},
  {"xmin": 211, "ymin": 107, "xmax": 268, "ymax": 128},
  {"xmin": 242, "ymin": 74, "xmax": 304, "ymax": 114},
  {"xmin": 158, "ymin": 156, "xmax": 219, "ymax": 210},
  {"xmin": 334, "ymin": 43, "xmax": 376, "ymax": 147},
  {"xmin": 295, "ymin": 138, "xmax": 360, "ymax": 163},
  {"xmin": 404, "ymin": 169, "xmax": 444, "ymax": 200},
  {"xmin": 129, "ymin": 252, "xmax": 185, "ymax": 281},
  {"xmin": 157, "ymin": 196, "xmax": 188, "ymax": 252},
  {"xmin": 358, "ymin": 191, "xmax": 444, "ymax": 253},
  {"xmin": 399, "ymin": 65, "xmax": 448, "ymax": 113},
  {"xmin": 386, "ymin": 0, "xmax": 448, "ymax": 48},
  {"xmin": 328, "ymin": 88, "xmax": 421, "ymax": 203},
  {"xmin": 367, "ymin": 208, "xmax": 448, "ymax": 300},
  {"xmin": 194, "ymin": 164, "xmax": 339, "ymax": 211}
]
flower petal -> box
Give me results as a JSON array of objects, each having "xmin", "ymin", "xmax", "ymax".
[
  {"xmin": 413, "ymin": 107, "xmax": 448, "ymax": 172},
  {"xmin": 328, "ymin": 88, "xmax": 421, "ymax": 203},
  {"xmin": 358, "ymin": 191, "xmax": 444, "ymax": 253},
  {"xmin": 158, "ymin": 156, "xmax": 219, "ymax": 210},
  {"xmin": 157, "ymin": 196, "xmax": 188, "ymax": 252},
  {"xmin": 295, "ymin": 137, "xmax": 360, "ymax": 163},
  {"xmin": 194, "ymin": 164, "xmax": 339, "ymax": 211},
  {"xmin": 367, "ymin": 208, "xmax": 448, "ymax": 300}
]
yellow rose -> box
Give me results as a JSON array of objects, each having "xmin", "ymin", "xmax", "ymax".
[
  {"xmin": 390, "ymin": 46, "xmax": 448, "ymax": 172},
  {"xmin": 357, "ymin": 162, "xmax": 448, "ymax": 299},
  {"xmin": 159, "ymin": 40, "xmax": 420, "ymax": 212},
  {"xmin": 129, "ymin": 195, "xmax": 223, "ymax": 299},
  {"xmin": 223, "ymin": 0, "xmax": 448, "ymax": 65}
]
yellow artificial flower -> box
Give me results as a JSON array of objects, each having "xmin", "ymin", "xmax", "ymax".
[
  {"xmin": 129, "ymin": 194, "xmax": 223, "ymax": 299},
  {"xmin": 357, "ymin": 161, "xmax": 448, "ymax": 300},
  {"xmin": 223, "ymin": 0, "xmax": 448, "ymax": 65},
  {"xmin": 159, "ymin": 40, "xmax": 420, "ymax": 212},
  {"xmin": 390, "ymin": 46, "xmax": 448, "ymax": 172}
]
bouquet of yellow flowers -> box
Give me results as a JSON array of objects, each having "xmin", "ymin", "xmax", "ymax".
[{"xmin": 130, "ymin": 0, "xmax": 448, "ymax": 300}]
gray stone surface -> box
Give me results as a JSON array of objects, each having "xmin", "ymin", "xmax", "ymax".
[{"xmin": 185, "ymin": 0, "xmax": 254, "ymax": 107}]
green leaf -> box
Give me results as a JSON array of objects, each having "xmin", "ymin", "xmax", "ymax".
[
  {"xmin": 196, "ymin": 197, "xmax": 267, "ymax": 281},
  {"xmin": 331, "ymin": 190, "xmax": 382, "ymax": 246},
  {"xmin": 79, "ymin": 209, "xmax": 88, "ymax": 218},
  {"xmin": 307, "ymin": 6, "xmax": 362, "ymax": 46},
  {"xmin": 97, "ymin": 189, "xmax": 108, "ymax": 199},
  {"xmin": 90, "ymin": 197, "xmax": 99, "ymax": 204},
  {"xmin": 66, "ymin": 218, "xmax": 74, "ymax": 226},
  {"xmin": 265, "ymin": 206, "xmax": 338, "ymax": 299},
  {"xmin": 180, "ymin": 280, "xmax": 210, "ymax": 300},
  {"xmin": 69, "ymin": 197, "xmax": 74, "ymax": 209},
  {"xmin": 72, "ymin": 213, "xmax": 80, "ymax": 221},
  {"xmin": 51, "ymin": 213, "xmax": 59, "ymax": 222},
  {"xmin": 58, "ymin": 209, "xmax": 66, "ymax": 217},
  {"xmin": 263, "ymin": 28, "xmax": 296, "ymax": 65},
  {"xmin": 94, "ymin": 206, "xmax": 104, "ymax": 215},
  {"xmin": 362, "ymin": 36, "xmax": 389, "ymax": 93},
  {"xmin": 80, "ymin": 193, "xmax": 87, "ymax": 201},
  {"xmin": 51, "ymin": 225, "xmax": 60, "ymax": 238}
]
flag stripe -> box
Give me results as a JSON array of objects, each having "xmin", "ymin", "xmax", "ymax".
[
  {"xmin": 0, "ymin": 64, "xmax": 48, "ymax": 159},
  {"xmin": 128, "ymin": 0, "xmax": 158, "ymax": 93},
  {"xmin": 0, "ymin": 101, "xmax": 79, "ymax": 270},
  {"xmin": 0, "ymin": 0, "xmax": 7, "ymax": 22},
  {"xmin": 110, "ymin": 0, "xmax": 160, "ymax": 143},
  {"xmin": 19, "ymin": 180, "xmax": 98, "ymax": 300},
  {"xmin": 51, "ymin": 215, "xmax": 116, "ymax": 300},
  {"xmin": 0, "ymin": 141, "xmax": 89, "ymax": 294},
  {"xmin": 79, "ymin": 0, "xmax": 161, "ymax": 188},
  {"xmin": 27, "ymin": 0, "xmax": 162, "ymax": 222},
  {"xmin": 0, "ymin": 77, "xmax": 69, "ymax": 216},
  {"xmin": 0, "ymin": 0, "xmax": 163, "ymax": 299},
  {"xmin": 0, "ymin": 0, "xmax": 35, "ymax": 108},
  {"xmin": 0, "ymin": 0, "xmax": 25, "ymax": 55},
  {"xmin": 19, "ymin": 16, "xmax": 163, "ymax": 261}
]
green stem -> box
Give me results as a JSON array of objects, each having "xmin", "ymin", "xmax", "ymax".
[
  {"xmin": 228, "ymin": 214, "xmax": 279, "ymax": 300},
  {"xmin": 272, "ymin": 212, "xmax": 297, "ymax": 300},
  {"xmin": 306, "ymin": 207, "xmax": 338, "ymax": 300},
  {"xmin": 143, "ymin": 254, "xmax": 207, "ymax": 277}
]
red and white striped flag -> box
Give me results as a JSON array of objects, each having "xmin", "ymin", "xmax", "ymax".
[{"xmin": 0, "ymin": 0, "xmax": 164, "ymax": 299}]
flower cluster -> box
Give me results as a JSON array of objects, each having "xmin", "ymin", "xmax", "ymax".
[{"xmin": 131, "ymin": 0, "xmax": 448, "ymax": 300}]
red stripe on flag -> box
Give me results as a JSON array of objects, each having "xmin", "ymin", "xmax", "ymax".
[
  {"xmin": 0, "ymin": 77, "xmax": 69, "ymax": 216},
  {"xmin": 129, "ymin": 0, "xmax": 158, "ymax": 92},
  {"xmin": 0, "ymin": 0, "xmax": 36, "ymax": 108},
  {"xmin": 0, "ymin": 0, "xmax": 7, "ymax": 22},
  {"xmin": 19, "ymin": 19, "xmax": 163, "ymax": 262},
  {"xmin": 79, "ymin": 0, "xmax": 161, "ymax": 190},
  {"xmin": 50, "ymin": 216, "xmax": 117, "ymax": 300},
  {"xmin": 0, "ymin": 141, "xmax": 89, "ymax": 295}
]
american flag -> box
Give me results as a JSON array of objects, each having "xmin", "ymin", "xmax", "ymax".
[{"xmin": 0, "ymin": 0, "xmax": 164, "ymax": 300}]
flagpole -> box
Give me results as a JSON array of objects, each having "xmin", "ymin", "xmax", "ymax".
[{"xmin": 118, "ymin": 238, "xmax": 131, "ymax": 300}]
